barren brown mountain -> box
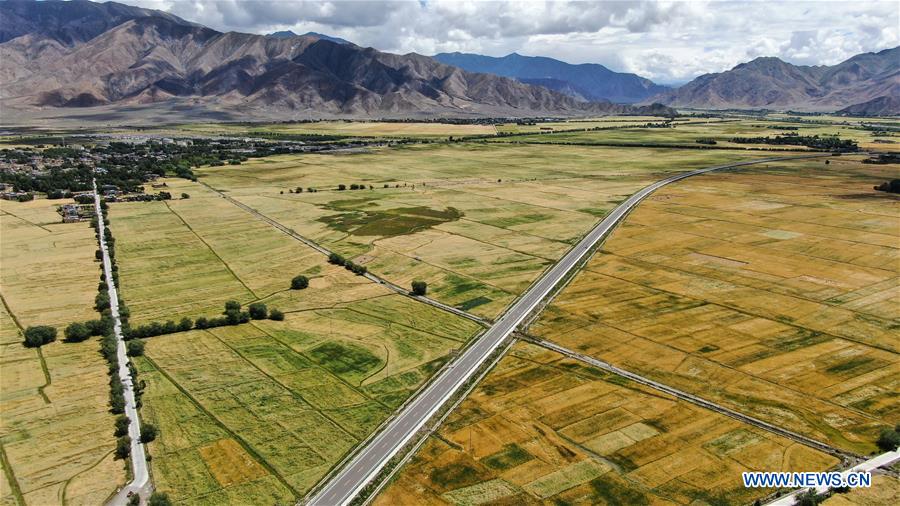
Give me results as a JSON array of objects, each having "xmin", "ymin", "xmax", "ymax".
[
  {"xmin": 648, "ymin": 48, "xmax": 899, "ymax": 114},
  {"xmin": 0, "ymin": 0, "xmax": 671, "ymax": 120}
]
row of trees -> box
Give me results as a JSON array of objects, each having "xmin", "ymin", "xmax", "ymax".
[
  {"xmin": 126, "ymin": 300, "xmax": 285, "ymax": 340},
  {"xmin": 730, "ymin": 133, "xmax": 859, "ymax": 152},
  {"xmin": 328, "ymin": 252, "xmax": 369, "ymax": 275}
]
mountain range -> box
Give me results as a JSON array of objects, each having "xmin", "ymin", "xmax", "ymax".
[
  {"xmin": 0, "ymin": 0, "xmax": 895, "ymax": 122},
  {"xmin": 433, "ymin": 52, "xmax": 669, "ymax": 104},
  {"xmin": 0, "ymin": 0, "xmax": 669, "ymax": 121},
  {"xmin": 648, "ymin": 49, "xmax": 899, "ymax": 114}
]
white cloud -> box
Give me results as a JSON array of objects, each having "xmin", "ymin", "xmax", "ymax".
[{"xmin": 129, "ymin": 0, "xmax": 899, "ymax": 84}]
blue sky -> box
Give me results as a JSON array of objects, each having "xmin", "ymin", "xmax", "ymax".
[{"xmin": 129, "ymin": 0, "xmax": 899, "ymax": 84}]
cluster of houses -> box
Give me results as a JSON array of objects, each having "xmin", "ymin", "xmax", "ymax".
[{"xmin": 58, "ymin": 203, "xmax": 94, "ymax": 223}]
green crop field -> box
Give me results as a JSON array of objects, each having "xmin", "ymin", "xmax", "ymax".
[
  {"xmin": 196, "ymin": 142, "xmax": 774, "ymax": 319},
  {"xmin": 108, "ymin": 180, "xmax": 482, "ymax": 503},
  {"xmin": 376, "ymin": 342, "xmax": 839, "ymax": 506},
  {"xmin": 0, "ymin": 198, "xmax": 125, "ymax": 506},
  {"xmin": 530, "ymin": 155, "xmax": 900, "ymax": 455}
]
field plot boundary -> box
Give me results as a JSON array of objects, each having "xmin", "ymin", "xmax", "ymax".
[{"xmin": 523, "ymin": 335, "xmax": 860, "ymax": 461}]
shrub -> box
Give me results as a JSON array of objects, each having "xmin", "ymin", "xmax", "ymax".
[
  {"xmin": 291, "ymin": 275, "xmax": 309, "ymax": 290},
  {"xmin": 23, "ymin": 326, "xmax": 57, "ymax": 348},
  {"xmin": 64, "ymin": 322, "xmax": 92, "ymax": 342},
  {"xmin": 181, "ymin": 193, "xmax": 190, "ymax": 199},
  {"xmin": 126, "ymin": 340, "xmax": 145, "ymax": 357},
  {"xmin": 248, "ymin": 303, "xmax": 268, "ymax": 320},
  {"xmin": 411, "ymin": 280, "xmax": 427, "ymax": 296},
  {"xmin": 194, "ymin": 317, "xmax": 209, "ymax": 329},
  {"xmin": 268, "ymin": 309, "xmax": 285, "ymax": 321}
]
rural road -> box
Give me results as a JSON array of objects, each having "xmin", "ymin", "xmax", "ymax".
[
  {"xmin": 307, "ymin": 154, "xmax": 829, "ymax": 506},
  {"xmin": 93, "ymin": 181, "xmax": 152, "ymax": 506},
  {"xmin": 199, "ymin": 181, "xmax": 491, "ymax": 325},
  {"xmin": 765, "ymin": 449, "xmax": 900, "ymax": 505}
]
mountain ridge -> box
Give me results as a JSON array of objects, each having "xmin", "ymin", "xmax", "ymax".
[
  {"xmin": 433, "ymin": 51, "xmax": 669, "ymax": 104},
  {"xmin": 647, "ymin": 48, "xmax": 900, "ymax": 114},
  {"xmin": 0, "ymin": 1, "xmax": 672, "ymax": 121}
]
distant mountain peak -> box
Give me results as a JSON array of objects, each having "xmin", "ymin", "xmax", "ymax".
[
  {"xmin": 647, "ymin": 46, "xmax": 900, "ymax": 113},
  {"xmin": 267, "ymin": 30, "xmax": 351, "ymax": 45},
  {"xmin": 432, "ymin": 51, "xmax": 668, "ymax": 103}
]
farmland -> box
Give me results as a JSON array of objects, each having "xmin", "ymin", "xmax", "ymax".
[
  {"xmin": 196, "ymin": 142, "xmax": 777, "ymax": 319},
  {"xmin": 108, "ymin": 179, "xmax": 482, "ymax": 503},
  {"xmin": 375, "ymin": 342, "xmax": 840, "ymax": 505},
  {"xmin": 490, "ymin": 118, "xmax": 898, "ymax": 151},
  {"xmin": 530, "ymin": 155, "xmax": 900, "ymax": 455},
  {"xmin": 161, "ymin": 121, "xmax": 498, "ymax": 139},
  {"xmin": 0, "ymin": 198, "xmax": 125, "ymax": 505}
]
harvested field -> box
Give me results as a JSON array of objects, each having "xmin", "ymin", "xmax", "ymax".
[
  {"xmin": 0, "ymin": 198, "xmax": 125, "ymax": 505},
  {"xmin": 109, "ymin": 180, "xmax": 482, "ymax": 503},
  {"xmin": 375, "ymin": 342, "xmax": 839, "ymax": 505},
  {"xmin": 822, "ymin": 475, "xmax": 900, "ymax": 505},
  {"xmin": 197, "ymin": 142, "xmax": 774, "ymax": 318},
  {"xmin": 531, "ymin": 156, "xmax": 900, "ymax": 454}
]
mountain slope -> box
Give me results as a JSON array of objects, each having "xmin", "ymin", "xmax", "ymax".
[
  {"xmin": 0, "ymin": 2, "xmax": 672, "ymax": 119},
  {"xmin": 0, "ymin": 0, "xmax": 193, "ymax": 45},
  {"xmin": 649, "ymin": 48, "xmax": 899, "ymax": 113},
  {"xmin": 433, "ymin": 52, "xmax": 669, "ymax": 103}
]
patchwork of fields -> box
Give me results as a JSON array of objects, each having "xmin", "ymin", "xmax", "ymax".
[
  {"xmin": 108, "ymin": 179, "xmax": 482, "ymax": 503},
  {"xmin": 197, "ymin": 143, "xmax": 774, "ymax": 319},
  {"xmin": 0, "ymin": 199, "xmax": 125, "ymax": 505},
  {"xmin": 489, "ymin": 119, "xmax": 898, "ymax": 152},
  {"xmin": 530, "ymin": 156, "xmax": 900, "ymax": 455},
  {"xmin": 376, "ymin": 342, "xmax": 839, "ymax": 505}
]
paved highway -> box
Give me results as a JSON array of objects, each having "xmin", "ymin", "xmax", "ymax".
[
  {"xmin": 94, "ymin": 181, "xmax": 152, "ymax": 506},
  {"xmin": 307, "ymin": 154, "xmax": 829, "ymax": 506}
]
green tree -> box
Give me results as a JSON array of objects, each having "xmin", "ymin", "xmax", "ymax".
[
  {"xmin": 248, "ymin": 303, "xmax": 268, "ymax": 320},
  {"xmin": 411, "ymin": 280, "xmax": 427, "ymax": 296},
  {"xmin": 148, "ymin": 492, "xmax": 172, "ymax": 506},
  {"xmin": 177, "ymin": 317, "xmax": 193, "ymax": 332},
  {"xmin": 126, "ymin": 340, "xmax": 145, "ymax": 357},
  {"xmin": 23, "ymin": 326, "xmax": 57, "ymax": 348},
  {"xmin": 268, "ymin": 309, "xmax": 285, "ymax": 321},
  {"xmin": 140, "ymin": 422, "xmax": 158, "ymax": 443},
  {"xmin": 328, "ymin": 252, "xmax": 345, "ymax": 265},
  {"xmin": 795, "ymin": 489, "xmax": 823, "ymax": 506},
  {"xmin": 876, "ymin": 427, "xmax": 900, "ymax": 451},
  {"xmin": 224, "ymin": 300, "xmax": 241, "ymax": 312},
  {"xmin": 64, "ymin": 322, "xmax": 91, "ymax": 342},
  {"xmin": 194, "ymin": 316, "xmax": 209, "ymax": 329},
  {"xmin": 115, "ymin": 436, "xmax": 131, "ymax": 459},
  {"xmin": 114, "ymin": 415, "xmax": 130, "ymax": 437},
  {"xmin": 181, "ymin": 193, "xmax": 190, "ymax": 199},
  {"xmin": 291, "ymin": 275, "xmax": 309, "ymax": 289}
]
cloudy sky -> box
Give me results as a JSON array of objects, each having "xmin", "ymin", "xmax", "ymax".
[{"xmin": 129, "ymin": 0, "xmax": 899, "ymax": 84}]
